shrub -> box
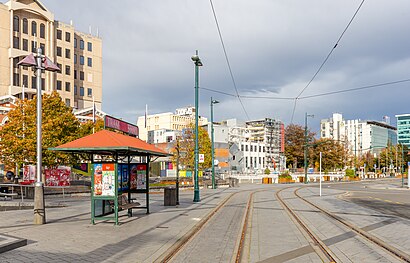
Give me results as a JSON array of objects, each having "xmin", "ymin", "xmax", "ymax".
[
  {"xmin": 345, "ymin": 169, "xmax": 355, "ymax": 177},
  {"xmin": 264, "ymin": 168, "xmax": 271, "ymax": 175}
]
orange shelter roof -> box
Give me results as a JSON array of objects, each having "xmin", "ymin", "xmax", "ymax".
[{"xmin": 50, "ymin": 129, "xmax": 169, "ymax": 156}]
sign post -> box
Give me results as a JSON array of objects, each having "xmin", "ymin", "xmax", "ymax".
[{"xmin": 319, "ymin": 152, "xmax": 322, "ymax": 197}]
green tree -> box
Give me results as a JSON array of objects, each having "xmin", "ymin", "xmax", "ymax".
[
  {"xmin": 284, "ymin": 124, "xmax": 315, "ymax": 169},
  {"xmin": 171, "ymin": 123, "xmax": 212, "ymax": 171},
  {"xmin": 0, "ymin": 92, "xmax": 90, "ymax": 172}
]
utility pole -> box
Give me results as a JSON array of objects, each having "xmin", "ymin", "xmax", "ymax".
[{"xmin": 304, "ymin": 113, "xmax": 314, "ymax": 184}]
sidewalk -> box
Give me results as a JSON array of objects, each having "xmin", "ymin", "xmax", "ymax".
[{"xmin": 0, "ymin": 186, "xmax": 236, "ymax": 263}]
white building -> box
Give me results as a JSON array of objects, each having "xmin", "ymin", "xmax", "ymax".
[
  {"xmin": 321, "ymin": 113, "xmax": 397, "ymax": 156},
  {"xmin": 137, "ymin": 106, "xmax": 208, "ymax": 142}
]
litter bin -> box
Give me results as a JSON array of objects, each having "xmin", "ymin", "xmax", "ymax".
[{"xmin": 164, "ymin": 187, "xmax": 176, "ymax": 206}]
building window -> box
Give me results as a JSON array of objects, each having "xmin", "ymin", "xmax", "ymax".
[
  {"xmin": 56, "ymin": 29, "xmax": 62, "ymax": 40},
  {"xmin": 74, "ymin": 70, "xmax": 77, "ymax": 79},
  {"xmin": 74, "ymin": 85, "xmax": 77, "ymax": 95},
  {"xmin": 87, "ymin": 88, "xmax": 92, "ymax": 97},
  {"xmin": 65, "ymin": 82, "xmax": 71, "ymax": 92},
  {"xmin": 87, "ymin": 57, "xmax": 92, "ymax": 67},
  {"xmin": 41, "ymin": 78, "xmax": 45, "ymax": 90},
  {"xmin": 74, "ymin": 38, "xmax": 77, "ymax": 48},
  {"xmin": 80, "ymin": 55, "xmax": 84, "ymax": 65},
  {"xmin": 31, "ymin": 41, "xmax": 37, "ymax": 52},
  {"xmin": 40, "ymin": 43, "xmax": 45, "ymax": 54},
  {"xmin": 246, "ymin": 145, "xmax": 248, "ymax": 151},
  {"xmin": 65, "ymin": 48, "xmax": 71, "ymax": 59},
  {"xmin": 80, "ymin": 40, "xmax": 84, "ymax": 50},
  {"xmin": 65, "ymin": 98, "xmax": 70, "ymax": 107},
  {"xmin": 57, "ymin": 63, "xmax": 62, "ymax": 73},
  {"xmin": 65, "ymin": 32, "xmax": 70, "ymax": 42},
  {"xmin": 31, "ymin": 76, "xmax": 36, "ymax": 89},
  {"xmin": 40, "ymin": 23, "xmax": 45, "ymax": 38},
  {"xmin": 80, "ymin": 71, "xmax": 84, "ymax": 80},
  {"xmin": 22, "ymin": 75, "xmax": 28, "ymax": 87},
  {"xmin": 74, "ymin": 54, "xmax": 77, "ymax": 64},
  {"xmin": 31, "ymin": 21, "xmax": 37, "ymax": 36},
  {"xmin": 13, "ymin": 73, "xmax": 20, "ymax": 86},
  {"xmin": 13, "ymin": 16, "xmax": 19, "ymax": 32},
  {"xmin": 22, "ymin": 18, "xmax": 28, "ymax": 34},
  {"xmin": 13, "ymin": 36, "xmax": 19, "ymax": 49},
  {"xmin": 87, "ymin": 42, "xmax": 92, "ymax": 51},
  {"xmin": 56, "ymin": 46, "xmax": 62, "ymax": 57},
  {"xmin": 80, "ymin": 86, "xmax": 84, "ymax": 96},
  {"xmin": 65, "ymin": 65, "xmax": 70, "ymax": 75},
  {"xmin": 56, "ymin": 80, "xmax": 62, "ymax": 90}
]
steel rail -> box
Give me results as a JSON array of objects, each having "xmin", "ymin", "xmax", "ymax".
[
  {"xmin": 276, "ymin": 187, "xmax": 339, "ymax": 263},
  {"xmin": 295, "ymin": 187, "xmax": 410, "ymax": 263}
]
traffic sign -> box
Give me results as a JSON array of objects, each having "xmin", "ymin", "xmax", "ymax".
[{"xmin": 199, "ymin": 154, "xmax": 204, "ymax": 163}]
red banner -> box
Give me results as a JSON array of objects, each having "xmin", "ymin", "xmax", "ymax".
[{"xmin": 45, "ymin": 166, "xmax": 71, "ymax": 186}]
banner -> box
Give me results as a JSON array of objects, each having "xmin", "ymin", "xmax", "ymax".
[
  {"xmin": 45, "ymin": 166, "xmax": 71, "ymax": 186},
  {"xmin": 23, "ymin": 165, "xmax": 36, "ymax": 184}
]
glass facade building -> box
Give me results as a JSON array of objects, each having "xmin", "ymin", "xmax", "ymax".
[{"xmin": 396, "ymin": 114, "xmax": 410, "ymax": 147}]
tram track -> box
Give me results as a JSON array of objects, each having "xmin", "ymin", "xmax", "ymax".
[{"xmin": 294, "ymin": 187, "xmax": 410, "ymax": 263}]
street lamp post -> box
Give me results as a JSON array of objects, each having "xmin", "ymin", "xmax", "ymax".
[
  {"xmin": 191, "ymin": 50, "xmax": 203, "ymax": 202},
  {"xmin": 304, "ymin": 112, "xmax": 314, "ymax": 184},
  {"xmin": 17, "ymin": 48, "xmax": 60, "ymax": 224},
  {"xmin": 210, "ymin": 97, "xmax": 219, "ymax": 189}
]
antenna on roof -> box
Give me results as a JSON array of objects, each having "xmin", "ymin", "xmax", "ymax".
[
  {"xmin": 70, "ymin": 20, "xmax": 73, "ymax": 26},
  {"xmin": 89, "ymin": 25, "xmax": 92, "ymax": 35},
  {"xmin": 96, "ymin": 27, "xmax": 99, "ymax": 37}
]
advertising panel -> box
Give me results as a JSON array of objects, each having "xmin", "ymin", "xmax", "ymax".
[
  {"xmin": 44, "ymin": 166, "xmax": 71, "ymax": 186},
  {"xmin": 93, "ymin": 163, "xmax": 115, "ymax": 196},
  {"xmin": 23, "ymin": 165, "xmax": 36, "ymax": 184},
  {"xmin": 130, "ymin": 164, "xmax": 147, "ymax": 190},
  {"xmin": 117, "ymin": 164, "xmax": 129, "ymax": 191}
]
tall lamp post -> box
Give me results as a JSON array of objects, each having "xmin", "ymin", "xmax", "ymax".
[
  {"xmin": 191, "ymin": 50, "xmax": 203, "ymax": 202},
  {"xmin": 304, "ymin": 112, "xmax": 314, "ymax": 184},
  {"xmin": 17, "ymin": 48, "xmax": 60, "ymax": 224},
  {"xmin": 210, "ymin": 97, "xmax": 219, "ymax": 189}
]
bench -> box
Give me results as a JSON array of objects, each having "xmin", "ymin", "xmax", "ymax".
[
  {"xmin": 0, "ymin": 192, "xmax": 18, "ymax": 200},
  {"xmin": 109, "ymin": 195, "xmax": 140, "ymax": 217}
]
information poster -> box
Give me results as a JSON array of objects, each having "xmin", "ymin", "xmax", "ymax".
[
  {"xmin": 94, "ymin": 163, "xmax": 115, "ymax": 196},
  {"xmin": 44, "ymin": 166, "xmax": 71, "ymax": 186},
  {"xmin": 136, "ymin": 164, "xmax": 147, "ymax": 190}
]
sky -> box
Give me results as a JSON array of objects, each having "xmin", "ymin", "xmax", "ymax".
[{"xmin": 21, "ymin": 0, "xmax": 410, "ymax": 132}]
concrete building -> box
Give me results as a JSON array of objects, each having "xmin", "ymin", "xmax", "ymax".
[
  {"xmin": 137, "ymin": 106, "xmax": 208, "ymax": 142},
  {"xmin": 228, "ymin": 118, "xmax": 285, "ymax": 174},
  {"xmin": 396, "ymin": 114, "xmax": 410, "ymax": 147},
  {"xmin": 0, "ymin": 0, "xmax": 102, "ymax": 110},
  {"xmin": 321, "ymin": 113, "xmax": 397, "ymax": 156}
]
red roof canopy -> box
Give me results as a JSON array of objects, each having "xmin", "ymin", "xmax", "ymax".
[{"xmin": 51, "ymin": 129, "xmax": 168, "ymax": 156}]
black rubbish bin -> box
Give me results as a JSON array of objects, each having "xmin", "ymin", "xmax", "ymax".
[{"xmin": 164, "ymin": 187, "xmax": 177, "ymax": 206}]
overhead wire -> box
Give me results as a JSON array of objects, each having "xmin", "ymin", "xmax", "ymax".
[
  {"xmin": 209, "ymin": 0, "xmax": 250, "ymax": 120},
  {"xmin": 290, "ymin": 0, "xmax": 366, "ymax": 123}
]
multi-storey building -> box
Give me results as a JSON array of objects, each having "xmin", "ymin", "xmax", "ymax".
[
  {"xmin": 0, "ymin": 0, "xmax": 102, "ymax": 110},
  {"xmin": 396, "ymin": 114, "xmax": 410, "ymax": 147},
  {"xmin": 228, "ymin": 118, "xmax": 285, "ymax": 174},
  {"xmin": 321, "ymin": 113, "xmax": 397, "ymax": 156},
  {"xmin": 137, "ymin": 106, "xmax": 208, "ymax": 141}
]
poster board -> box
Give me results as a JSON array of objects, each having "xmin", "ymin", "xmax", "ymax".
[
  {"xmin": 93, "ymin": 163, "xmax": 116, "ymax": 197},
  {"xmin": 129, "ymin": 163, "xmax": 148, "ymax": 191},
  {"xmin": 23, "ymin": 165, "xmax": 36, "ymax": 184}
]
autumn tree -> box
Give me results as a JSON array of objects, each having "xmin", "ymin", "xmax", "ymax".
[
  {"xmin": 0, "ymin": 92, "xmax": 92, "ymax": 172},
  {"xmin": 171, "ymin": 123, "xmax": 212, "ymax": 171},
  {"xmin": 311, "ymin": 138, "xmax": 347, "ymax": 172},
  {"xmin": 284, "ymin": 124, "xmax": 315, "ymax": 169}
]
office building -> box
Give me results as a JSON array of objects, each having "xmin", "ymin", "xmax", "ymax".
[
  {"xmin": 0, "ymin": 0, "xmax": 102, "ymax": 110},
  {"xmin": 396, "ymin": 114, "xmax": 410, "ymax": 147}
]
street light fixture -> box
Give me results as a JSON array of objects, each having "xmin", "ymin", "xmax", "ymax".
[
  {"xmin": 304, "ymin": 112, "xmax": 314, "ymax": 184},
  {"xmin": 210, "ymin": 97, "xmax": 219, "ymax": 189},
  {"xmin": 17, "ymin": 48, "xmax": 60, "ymax": 224},
  {"xmin": 191, "ymin": 50, "xmax": 203, "ymax": 202}
]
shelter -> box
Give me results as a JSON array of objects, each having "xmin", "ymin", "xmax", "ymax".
[{"xmin": 51, "ymin": 129, "xmax": 169, "ymax": 225}]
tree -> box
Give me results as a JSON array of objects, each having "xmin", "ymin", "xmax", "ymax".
[
  {"xmin": 0, "ymin": 92, "xmax": 90, "ymax": 172},
  {"xmin": 171, "ymin": 123, "xmax": 212, "ymax": 171},
  {"xmin": 284, "ymin": 124, "xmax": 315, "ymax": 169},
  {"xmin": 311, "ymin": 138, "xmax": 347, "ymax": 172}
]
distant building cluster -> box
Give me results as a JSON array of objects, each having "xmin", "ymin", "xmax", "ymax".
[
  {"xmin": 320, "ymin": 113, "xmax": 400, "ymax": 157},
  {"xmin": 137, "ymin": 106, "xmax": 285, "ymax": 176}
]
